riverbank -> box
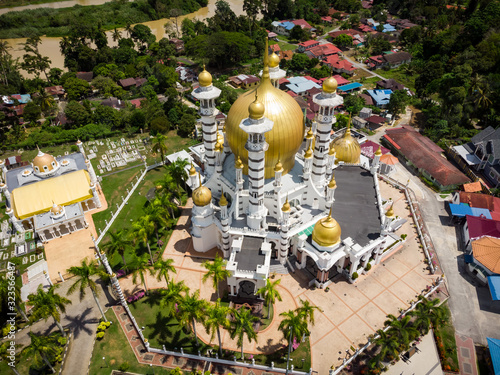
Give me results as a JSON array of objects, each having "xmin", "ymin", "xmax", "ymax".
[{"xmin": 0, "ymin": 0, "xmax": 72, "ymax": 10}]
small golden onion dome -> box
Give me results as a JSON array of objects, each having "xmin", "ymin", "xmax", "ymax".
[
  {"xmin": 248, "ymin": 94, "xmax": 265, "ymax": 120},
  {"xmin": 193, "ymin": 176, "xmax": 212, "ymax": 207},
  {"xmin": 50, "ymin": 202, "xmax": 63, "ymax": 216},
  {"xmin": 306, "ymin": 127, "xmax": 314, "ymax": 139},
  {"xmin": 386, "ymin": 203, "xmax": 395, "ymax": 218},
  {"xmin": 156, "ymin": 185, "xmax": 162, "ymax": 190},
  {"xmin": 375, "ymin": 146, "xmax": 382, "ymax": 157},
  {"xmin": 269, "ymin": 52, "xmax": 280, "ymax": 68},
  {"xmin": 328, "ymin": 174, "xmax": 336, "ymax": 189},
  {"xmin": 282, "ymin": 196, "xmax": 291, "ymax": 212},
  {"xmin": 76, "ymin": 139, "xmax": 82, "ymax": 145},
  {"xmin": 312, "ymin": 209, "xmax": 341, "ymax": 247},
  {"xmin": 217, "ymin": 131, "xmax": 224, "ymax": 144},
  {"xmin": 274, "ymin": 158, "xmax": 283, "ymax": 172},
  {"xmin": 235, "ymin": 155, "xmax": 244, "ymax": 169},
  {"xmin": 222, "ymin": 124, "xmax": 226, "ymax": 133},
  {"xmin": 304, "ymin": 144, "xmax": 313, "ymax": 159},
  {"xmin": 198, "ymin": 65, "xmax": 212, "ymax": 87},
  {"xmin": 323, "ymin": 76, "xmax": 338, "ymax": 93},
  {"xmin": 331, "ymin": 126, "xmax": 361, "ymax": 164},
  {"xmin": 328, "ymin": 143, "xmax": 336, "ymax": 156},
  {"xmin": 189, "ymin": 163, "xmax": 196, "ymax": 176},
  {"xmin": 0, "ymin": 182, "xmax": 5, "ymax": 188},
  {"xmin": 33, "ymin": 149, "xmax": 58, "ymax": 172},
  {"xmin": 219, "ymin": 189, "xmax": 228, "ymax": 206}
]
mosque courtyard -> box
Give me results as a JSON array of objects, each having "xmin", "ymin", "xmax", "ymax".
[{"xmin": 117, "ymin": 177, "xmax": 441, "ymax": 374}]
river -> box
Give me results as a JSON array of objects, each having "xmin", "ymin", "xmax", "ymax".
[
  {"xmin": 0, "ymin": 0, "xmax": 116, "ymax": 15},
  {"xmin": 2, "ymin": 0, "xmax": 245, "ymax": 76}
]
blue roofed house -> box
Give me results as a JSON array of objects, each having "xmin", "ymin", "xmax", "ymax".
[
  {"xmin": 272, "ymin": 21, "xmax": 296, "ymax": 36},
  {"xmin": 367, "ymin": 89, "xmax": 392, "ymax": 108},
  {"xmin": 285, "ymin": 77, "xmax": 321, "ymax": 96},
  {"xmin": 487, "ymin": 337, "xmax": 500, "ymax": 374}
]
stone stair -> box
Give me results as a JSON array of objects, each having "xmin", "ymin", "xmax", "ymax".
[{"xmin": 269, "ymin": 259, "xmax": 289, "ymax": 275}]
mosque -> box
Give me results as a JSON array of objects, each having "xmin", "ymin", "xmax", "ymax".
[
  {"xmin": 186, "ymin": 40, "xmax": 405, "ymax": 299},
  {"xmin": 0, "ymin": 141, "xmax": 101, "ymax": 243}
]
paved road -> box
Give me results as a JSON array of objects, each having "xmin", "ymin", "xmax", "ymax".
[{"xmin": 12, "ymin": 279, "xmax": 114, "ymax": 375}]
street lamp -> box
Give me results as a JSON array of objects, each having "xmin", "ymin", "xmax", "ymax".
[{"xmin": 102, "ymin": 356, "xmax": 109, "ymax": 368}]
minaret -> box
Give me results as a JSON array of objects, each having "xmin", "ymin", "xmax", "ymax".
[
  {"xmin": 6, "ymin": 207, "xmax": 23, "ymax": 233},
  {"xmin": 222, "ymin": 125, "xmax": 231, "ymax": 156},
  {"xmin": 279, "ymin": 197, "xmax": 291, "ymax": 265},
  {"xmin": 305, "ymin": 127, "xmax": 314, "ymax": 150},
  {"xmin": 191, "ymin": 66, "xmax": 221, "ymax": 178},
  {"xmin": 0, "ymin": 159, "xmax": 7, "ymax": 180},
  {"xmin": 239, "ymin": 92, "xmax": 274, "ymax": 230},
  {"xmin": 326, "ymin": 173, "xmax": 337, "ymax": 209},
  {"xmin": 266, "ymin": 50, "xmax": 286, "ymax": 88},
  {"xmin": 235, "ymin": 155, "xmax": 244, "ymax": 218},
  {"xmin": 189, "ymin": 162, "xmax": 198, "ymax": 189},
  {"xmin": 85, "ymin": 159, "xmax": 97, "ymax": 185},
  {"xmin": 76, "ymin": 139, "xmax": 85, "ymax": 158},
  {"xmin": 274, "ymin": 158, "xmax": 283, "ymax": 192},
  {"xmin": 302, "ymin": 144, "xmax": 313, "ymax": 181},
  {"xmin": 326, "ymin": 143, "xmax": 336, "ymax": 180},
  {"xmin": 219, "ymin": 189, "xmax": 231, "ymax": 257},
  {"xmin": 382, "ymin": 203, "xmax": 395, "ymax": 233},
  {"xmin": 214, "ymin": 140, "xmax": 224, "ymax": 194},
  {"xmin": 0, "ymin": 182, "xmax": 10, "ymax": 208},
  {"xmin": 90, "ymin": 183, "xmax": 102, "ymax": 208},
  {"xmin": 311, "ymin": 76, "xmax": 343, "ymax": 187},
  {"xmin": 371, "ymin": 146, "xmax": 382, "ymax": 175}
]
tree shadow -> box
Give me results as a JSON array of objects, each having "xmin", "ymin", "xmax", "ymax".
[
  {"xmin": 63, "ymin": 307, "xmax": 98, "ymax": 339},
  {"xmin": 256, "ymin": 337, "xmax": 285, "ymax": 354},
  {"xmin": 146, "ymin": 311, "xmax": 175, "ymax": 344}
]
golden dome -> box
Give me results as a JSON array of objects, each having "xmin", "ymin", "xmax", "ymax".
[
  {"xmin": 331, "ymin": 124, "xmax": 360, "ymax": 164},
  {"xmin": 225, "ymin": 39, "xmax": 304, "ymax": 178},
  {"xmin": 375, "ymin": 146, "xmax": 382, "ymax": 157},
  {"xmin": 219, "ymin": 189, "xmax": 228, "ymax": 206},
  {"xmin": 50, "ymin": 202, "xmax": 63, "ymax": 216},
  {"xmin": 306, "ymin": 127, "xmax": 314, "ymax": 139},
  {"xmin": 189, "ymin": 163, "xmax": 196, "ymax": 176},
  {"xmin": 235, "ymin": 155, "xmax": 243, "ymax": 169},
  {"xmin": 248, "ymin": 94, "xmax": 265, "ymax": 120},
  {"xmin": 328, "ymin": 174, "xmax": 336, "ymax": 189},
  {"xmin": 304, "ymin": 144, "xmax": 313, "ymax": 159},
  {"xmin": 193, "ymin": 175, "xmax": 212, "ymax": 207},
  {"xmin": 32, "ymin": 148, "xmax": 58, "ymax": 172},
  {"xmin": 215, "ymin": 141, "xmax": 223, "ymax": 153},
  {"xmin": 198, "ymin": 66, "xmax": 212, "ymax": 87},
  {"xmin": 386, "ymin": 203, "xmax": 395, "ymax": 218},
  {"xmin": 217, "ymin": 131, "xmax": 224, "ymax": 144},
  {"xmin": 281, "ymin": 196, "xmax": 291, "ymax": 212},
  {"xmin": 328, "ymin": 143, "xmax": 336, "ymax": 156},
  {"xmin": 269, "ymin": 52, "xmax": 280, "ymax": 68},
  {"xmin": 156, "ymin": 185, "xmax": 162, "ymax": 190},
  {"xmin": 312, "ymin": 209, "xmax": 341, "ymax": 247},
  {"xmin": 274, "ymin": 158, "xmax": 283, "ymax": 172},
  {"xmin": 323, "ymin": 76, "xmax": 338, "ymax": 93}
]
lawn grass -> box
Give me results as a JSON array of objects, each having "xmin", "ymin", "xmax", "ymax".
[
  {"xmin": 434, "ymin": 302, "xmax": 460, "ymax": 372},
  {"xmin": 276, "ymin": 41, "xmax": 298, "ymax": 51},
  {"xmin": 373, "ymin": 66, "xmax": 417, "ymax": 92}
]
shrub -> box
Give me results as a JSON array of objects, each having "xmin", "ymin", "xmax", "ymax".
[
  {"xmin": 96, "ymin": 332, "xmax": 105, "ymax": 340},
  {"xmin": 70, "ymin": 145, "xmax": 78, "ymax": 152},
  {"xmin": 97, "ymin": 323, "xmax": 107, "ymax": 332},
  {"xmin": 365, "ymin": 263, "xmax": 372, "ymax": 271},
  {"xmin": 352, "ymin": 272, "xmax": 359, "ymax": 280},
  {"xmin": 58, "ymin": 337, "xmax": 67, "ymax": 346},
  {"xmin": 118, "ymin": 362, "xmax": 130, "ymax": 371},
  {"xmin": 401, "ymin": 234, "xmax": 408, "ymax": 240},
  {"xmin": 104, "ymin": 321, "xmax": 111, "ymax": 328}
]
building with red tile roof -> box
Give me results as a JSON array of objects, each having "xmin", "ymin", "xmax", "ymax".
[
  {"xmin": 298, "ymin": 40, "xmax": 320, "ymax": 52},
  {"xmin": 306, "ymin": 43, "xmax": 341, "ymax": 59}
]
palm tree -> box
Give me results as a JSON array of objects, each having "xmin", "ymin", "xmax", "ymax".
[
  {"xmin": 160, "ymin": 279, "xmax": 188, "ymax": 317},
  {"xmin": 410, "ymin": 297, "xmax": 446, "ymax": 334},
  {"xmin": 176, "ymin": 291, "xmax": 207, "ymax": 347},
  {"xmin": 112, "ymin": 28, "xmax": 122, "ymax": 43},
  {"xmin": 151, "ymin": 133, "xmax": 168, "ymax": 164},
  {"xmin": 36, "ymin": 88, "xmax": 56, "ymax": 116},
  {"xmin": 384, "ymin": 314, "xmax": 419, "ymax": 350},
  {"xmin": 144, "ymin": 203, "xmax": 170, "ymax": 242},
  {"xmin": 131, "ymin": 215, "xmax": 155, "ymax": 264},
  {"xmin": 153, "ymin": 190, "xmax": 178, "ymax": 219},
  {"xmin": 153, "ymin": 258, "xmax": 176, "ymax": 284},
  {"xmin": 165, "ymin": 159, "xmax": 189, "ymax": 191},
  {"xmin": 230, "ymin": 306, "xmax": 259, "ymax": 360},
  {"xmin": 0, "ymin": 41, "xmax": 12, "ymax": 86},
  {"xmin": 0, "ymin": 274, "xmax": 28, "ymax": 321},
  {"xmin": 298, "ymin": 298, "xmax": 322, "ymax": 326},
  {"xmin": 131, "ymin": 253, "xmax": 154, "ymax": 295},
  {"xmin": 202, "ymin": 255, "xmax": 230, "ymax": 300},
  {"xmin": 257, "ymin": 278, "xmax": 282, "ymax": 319},
  {"xmin": 102, "ymin": 229, "xmax": 132, "ymax": 270},
  {"xmin": 0, "ymin": 341, "xmax": 21, "ymax": 375},
  {"xmin": 27, "ymin": 284, "xmax": 72, "ymax": 337},
  {"xmin": 67, "ymin": 258, "xmax": 107, "ymax": 322},
  {"xmin": 24, "ymin": 332, "xmax": 58, "ymax": 373},
  {"xmin": 205, "ymin": 299, "xmax": 231, "ymax": 357},
  {"xmin": 279, "ymin": 309, "xmax": 310, "ymax": 374},
  {"xmin": 156, "ymin": 172, "xmax": 186, "ymax": 204},
  {"xmin": 373, "ymin": 328, "xmax": 399, "ymax": 363},
  {"xmin": 125, "ymin": 22, "xmax": 133, "ymax": 38}
]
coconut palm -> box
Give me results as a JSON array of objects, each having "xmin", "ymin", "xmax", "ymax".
[
  {"xmin": 153, "ymin": 191, "xmax": 178, "ymax": 219},
  {"xmin": 384, "ymin": 314, "xmax": 419, "ymax": 349},
  {"xmin": 373, "ymin": 328, "xmax": 400, "ymax": 363},
  {"xmin": 298, "ymin": 298, "xmax": 322, "ymax": 326},
  {"xmin": 410, "ymin": 297, "xmax": 446, "ymax": 334},
  {"xmin": 155, "ymin": 172, "xmax": 186, "ymax": 204},
  {"xmin": 131, "ymin": 215, "xmax": 155, "ymax": 264},
  {"xmin": 202, "ymin": 255, "xmax": 230, "ymax": 300},
  {"xmin": 35, "ymin": 88, "xmax": 56, "ymax": 116},
  {"xmin": 144, "ymin": 203, "xmax": 170, "ymax": 242},
  {"xmin": 165, "ymin": 159, "xmax": 189, "ymax": 191},
  {"xmin": 205, "ymin": 299, "xmax": 231, "ymax": 357},
  {"xmin": 0, "ymin": 274, "xmax": 28, "ymax": 321},
  {"xmin": 67, "ymin": 258, "xmax": 107, "ymax": 322},
  {"xmin": 257, "ymin": 278, "xmax": 282, "ymax": 319},
  {"xmin": 153, "ymin": 258, "xmax": 176, "ymax": 284},
  {"xmin": 27, "ymin": 284, "xmax": 72, "ymax": 337},
  {"xmin": 279, "ymin": 309, "xmax": 310, "ymax": 374},
  {"xmin": 176, "ymin": 290, "xmax": 207, "ymax": 347},
  {"xmin": 131, "ymin": 253, "xmax": 154, "ymax": 295},
  {"xmin": 160, "ymin": 279, "xmax": 188, "ymax": 317},
  {"xmin": 230, "ymin": 306, "xmax": 259, "ymax": 360},
  {"xmin": 0, "ymin": 341, "xmax": 21, "ymax": 375},
  {"xmin": 24, "ymin": 332, "xmax": 58, "ymax": 373},
  {"xmin": 151, "ymin": 133, "xmax": 168, "ymax": 164},
  {"xmin": 102, "ymin": 229, "xmax": 133, "ymax": 270},
  {"xmin": 112, "ymin": 28, "xmax": 122, "ymax": 42}
]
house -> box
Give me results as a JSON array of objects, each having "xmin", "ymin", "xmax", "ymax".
[
  {"xmin": 360, "ymin": 140, "xmax": 389, "ymax": 159},
  {"xmin": 321, "ymin": 16, "xmax": 333, "ymax": 24},
  {"xmin": 365, "ymin": 55, "xmax": 385, "ymax": 69},
  {"xmin": 367, "ymin": 89, "xmax": 392, "ymax": 108},
  {"xmin": 292, "ymin": 19, "xmax": 313, "ymax": 30},
  {"xmin": 101, "ymin": 97, "xmax": 126, "ymax": 110},
  {"xmin": 298, "ymin": 40, "xmax": 320, "ymax": 53},
  {"xmin": 76, "ymin": 72, "xmax": 93, "ymax": 82},
  {"xmin": 281, "ymin": 50, "xmax": 294, "ymax": 61},
  {"xmin": 359, "ymin": 94, "xmax": 374, "ymax": 106},
  {"xmin": 176, "ymin": 66, "xmax": 196, "ymax": 82},
  {"xmin": 325, "ymin": 58, "xmax": 357, "ymax": 75},
  {"xmin": 359, "ymin": 107, "xmax": 372, "ymax": 119},
  {"xmin": 271, "ymin": 19, "xmax": 312, "ymax": 36},
  {"xmin": 129, "ymin": 98, "xmax": 145, "ymax": 109},
  {"xmin": 328, "ymin": 8, "xmax": 349, "ymax": 20},
  {"xmin": 453, "ymin": 192, "xmax": 500, "ymax": 221},
  {"xmin": 361, "ymin": 0, "xmax": 373, "ymax": 9},
  {"xmin": 376, "ymin": 78, "xmax": 405, "ymax": 91},
  {"xmin": 328, "ymin": 29, "xmax": 360, "ymax": 40},
  {"xmin": 169, "ymin": 38, "xmax": 184, "ymax": 53},
  {"xmin": 384, "ymin": 125, "xmax": 470, "ymax": 191},
  {"xmin": 383, "ymin": 52, "xmax": 412, "ymax": 68},
  {"xmin": 365, "ymin": 115, "xmax": 386, "ymax": 130},
  {"xmin": 118, "ymin": 77, "xmax": 147, "ymax": 89},
  {"xmin": 306, "ymin": 43, "xmax": 341, "ymax": 60},
  {"xmin": 54, "ymin": 113, "xmax": 68, "ymax": 126},
  {"xmin": 267, "ymin": 30, "xmax": 278, "ymax": 40},
  {"xmin": 337, "ymin": 82, "xmax": 363, "ymax": 94},
  {"xmin": 331, "ymin": 75, "xmax": 349, "ymax": 86},
  {"xmin": 45, "ymin": 86, "xmax": 65, "ymax": 101},
  {"xmin": 285, "ymin": 76, "xmax": 321, "ymax": 96},
  {"xmin": 4, "ymin": 156, "xmax": 24, "ymax": 170},
  {"xmin": 228, "ymin": 74, "xmax": 260, "ymax": 89},
  {"xmin": 353, "ymin": 116, "xmax": 367, "ymax": 128},
  {"xmin": 269, "ymin": 44, "xmax": 281, "ymax": 53},
  {"xmin": 463, "ymin": 215, "xmax": 500, "ymax": 251}
]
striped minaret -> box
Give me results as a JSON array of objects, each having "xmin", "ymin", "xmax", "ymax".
[
  {"xmin": 219, "ymin": 189, "xmax": 231, "ymax": 257},
  {"xmin": 279, "ymin": 197, "xmax": 291, "ymax": 265}
]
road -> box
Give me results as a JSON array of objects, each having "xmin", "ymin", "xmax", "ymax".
[{"xmin": 12, "ymin": 279, "xmax": 114, "ymax": 375}]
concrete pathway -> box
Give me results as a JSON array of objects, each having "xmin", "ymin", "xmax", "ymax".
[{"xmin": 455, "ymin": 335, "xmax": 479, "ymax": 375}]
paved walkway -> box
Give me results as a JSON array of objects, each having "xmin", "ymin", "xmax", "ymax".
[
  {"xmin": 118, "ymin": 180, "xmax": 441, "ymax": 374},
  {"xmin": 455, "ymin": 335, "xmax": 478, "ymax": 375}
]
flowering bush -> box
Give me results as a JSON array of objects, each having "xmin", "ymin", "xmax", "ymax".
[
  {"xmin": 126, "ymin": 290, "xmax": 146, "ymax": 303},
  {"xmin": 292, "ymin": 337, "xmax": 300, "ymax": 350},
  {"xmin": 115, "ymin": 269, "xmax": 127, "ymax": 278}
]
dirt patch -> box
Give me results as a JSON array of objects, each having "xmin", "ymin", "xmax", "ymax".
[{"xmin": 409, "ymin": 105, "xmax": 425, "ymax": 129}]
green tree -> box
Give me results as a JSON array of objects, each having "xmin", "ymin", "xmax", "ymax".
[
  {"xmin": 160, "ymin": 279, "xmax": 188, "ymax": 317},
  {"xmin": 0, "ymin": 341, "xmax": 21, "ymax": 375},
  {"xmin": 0, "ymin": 274, "xmax": 28, "ymax": 321},
  {"xmin": 289, "ymin": 53, "xmax": 311, "ymax": 72},
  {"xmin": 334, "ymin": 34, "xmax": 353, "ymax": 48},
  {"xmin": 298, "ymin": 298, "xmax": 321, "ymax": 326},
  {"xmin": 371, "ymin": 328, "xmax": 399, "ymax": 365},
  {"xmin": 144, "ymin": 203, "xmax": 170, "ymax": 241},
  {"xmin": 131, "ymin": 215, "xmax": 156, "ymax": 264},
  {"xmin": 131, "ymin": 24, "xmax": 156, "ymax": 51},
  {"xmin": 344, "ymin": 94, "xmax": 365, "ymax": 115},
  {"xmin": 387, "ymin": 90, "xmax": 409, "ymax": 119},
  {"xmin": 257, "ymin": 278, "xmax": 282, "ymax": 319},
  {"xmin": 202, "ymin": 255, "xmax": 230, "ymax": 300},
  {"xmin": 23, "ymin": 332, "xmax": 58, "ymax": 373},
  {"xmin": 63, "ymin": 77, "xmax": 91, "ymax": 101},
  {"xmin": 151, "ymin": 133, "xmax": 168, "ymax": 164},
  {"xmin": 205, "ymin": 299, "xmax": 231, "ymax": 357},
  {"xmin": 64, "ymin": 101, "xmax": 91, "ymax": 127},
  {"xmin": 164, "ymin": 158, "xmax": 190, "ymax": 192},
  {"xmin": 176, "ymin": 291, "xmax": 207, "ymax": 347},
  {"xmin": 21, "ymin": 36, "xmax": 51, "ymax": 80},
  {"xmin": 27, "ymin": 285, "xmax": 72, "ymax": 337},
  {"xmin": 67, "ymin": 258, "xmax": 107, "ymax": 322},
  {"xmin": 279, "ymin": 309, "xmax": 310, "ymax": 374},
  {"xmin": 102, "ymin": 229, "xmax": 132, "ymax": 270},
  {"xmin": 289, "ymin": 25, "xmax": 309, "ymax": 42},
  {"xmin": 23, "ymin": 101, "xmax": 42, "ymax": 125},
  {"xmin": 131, "ymin": 253, "xmax": 153, "ymax": 295},
  {"xmin": 409, "ymin": 297, "xmax": 446, "ymax": 334},
  {"xmin": 230, "ymin": 306, "xmax": 259, "ymax": 359},
  {"xmin": 153, "ymin": 258, "xmax": 176, "ymax": 284},
  {"xmin": 243, "ymin": 0, "xmax": 261, "ymax": 36},
  {"xmin": 384, "ymin": 314, "xmax": 419, "ymax": 349}
]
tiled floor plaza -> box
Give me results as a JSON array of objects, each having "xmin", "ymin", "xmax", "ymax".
[{"xmin": 118, "ymin": 179, "xmax": 440, "ymax": 374}]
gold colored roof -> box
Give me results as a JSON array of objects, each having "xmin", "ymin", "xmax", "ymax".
[
  {"xmin": 306, "ymin": 127, "xmax": 314, "ymax": 139},
  {"xmin": 219, "ymin": 188, "xmax": 228, "ymax": 206},
  {"xmin": 225, "ymin": 39, "xmax": 304, "ymax": 178},
  {"xmin": 215, "ymin": 141, "xmax": 223, "ymax": 153},
  {"xmin": 375, "ymin": 146, "xmax": 382, "ymax": 156},
  {"xmin": 192, "ymin": 175, "xmax": 212, "ymax": 207},
  {"xmin": 312, "ymin": 208, "xmax": 341, "ymax": 247},
  {"xmin": 304, "ymin": 144, "xmax": 313, "ymax": 159},
  {"xmin": 328, "ymin": 143, "xmax": 336, "ymax": 156},
  {"xmin": 33, "ymin": 149, "xmax": 57, "ymax": 172},
  {"xmin": 386, "ymin": 203, "xmax": 395, "ymax": 218},
  {"xmin": 189, "ymin": 162, "xmax": 196, "ymax": 176},
  {"xmin": 269, "ymin": 52, "xmax": 280, "ymax": 68},
  {"xmin": 11, "ymin": 170, "xmax": 92, "ymax": 220},
  {"xmin": 282, "ymin": 196, "xmax": 291, "ymax": 212},
  {"xmin": 248, "ymin": 94, "xmax": 265, "ymax": 120},
  {"xmin": 331, "ymin": 121, "xmax": 360, "ymax": 164},
  {"xmin": 235, "ymin": 155, "xmax": 243, "ymax": 169},
  {"xmin": 328, "ymin": 174, "xmax": 336, "ymax": 189},
  {"xmin": 50, "ymin": 202, "xmax": 63, "ymax": 215},
  {"xmin": 274, "ymin": 158, "xmax": 283, "ymax": 172},
  {"xmin": 198, "ymin": 65, "xmax": 212, "ymax": 87},
  {"xmin": 323, "ymin": 76, "xmax": 338, "ymax": 93}
]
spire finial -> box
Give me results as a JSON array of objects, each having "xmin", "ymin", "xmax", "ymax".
[
  {"xmin": 198, "ymin": 173, "xmax": 202, "ymax": 185},
  {"xmin": 262, "ymin": 37, "xmax": 271, "ymax": 80},
  {"xmin": 327, "ymin": 206, "xmax": 333, "ymax": 219}
]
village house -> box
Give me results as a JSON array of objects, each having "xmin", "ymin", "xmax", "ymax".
[
  {"xmin": 118, "ymin": 77, "xmax": 147, "ymax": 90},
  {"xmin": 169, "ymin": 38, "xmax": 184, "ymax": 53},
  {"xmin": 297, "ymin": 40, "xmax": 320, "ymax": 53},
  {"xmin": 44, "ymin": 86, "xmax": 65, "ymax": 101},
  {"xmin": 228, "ymin": 74, "xmax": 260, "ymax": 89}
]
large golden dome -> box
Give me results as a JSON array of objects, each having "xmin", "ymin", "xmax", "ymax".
[
  {"xmin": 193, "ymin": 184, "xmax": 212, "ymax": 207},
  {"xmin": 331, "ymin": 125, "xmax": 361, "ymax": 164},
  {"xmin": 312, "ymin": 209, "xmax": 341, "ymax": 247},
  {"xmin": 225, "ymin": 42, "xmax": 304, "ymax": 178},
  {"xmin": 198, "ymin": 66, "xmax": 212, "ymax": 87},
  {"xmin": 32, "ymin": 149, "xmax": 58, "ymax": 172}
]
